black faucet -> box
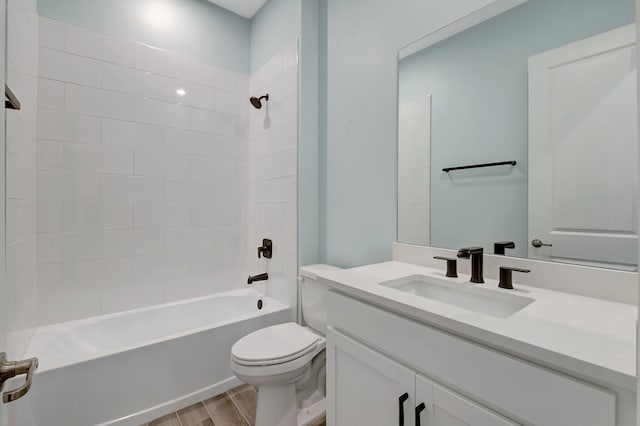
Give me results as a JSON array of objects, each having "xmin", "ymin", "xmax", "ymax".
[
  {"xmin": 433, "ymin": 256, "xmax": 458, "ymax": 278},
  {"xmin": 258, "ymin": 239, "xmax": 273, "ymax": 259},
  {"xmin": 457, "ymin": 247, "xmax": 484, "ymax": 284},
  {"xmin": 494, "ymin": 241, "xmax": 515, "ymax": 255},
  {"xmin": 247, "ymin": 273, "xmax": 269, "ymax": 284},
  {"xmin": 498, "ymin": 266, "xmax": 530, "ymax": 290}
]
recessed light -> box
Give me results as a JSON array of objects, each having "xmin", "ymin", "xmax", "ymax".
[
  {"xmin": 176, "ymin": 88, "xmax": 186, "ymax": 97},
  {"xmin": 145, "ymin": 3, "xmax": 173, "ymax": 29}
]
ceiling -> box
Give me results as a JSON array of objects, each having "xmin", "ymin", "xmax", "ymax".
[{"xmin": 207, "ymin": 0, "xmax": 267, "ymax": 18}]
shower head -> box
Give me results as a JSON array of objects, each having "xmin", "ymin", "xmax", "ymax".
[{"xmin": 249, "ymin": 94, "xmax": 269, "ymax": 109}]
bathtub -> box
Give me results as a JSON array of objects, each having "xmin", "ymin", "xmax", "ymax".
[{"xmin": 10, "ymin": 288, "xmax": 290, "ymax": 426}]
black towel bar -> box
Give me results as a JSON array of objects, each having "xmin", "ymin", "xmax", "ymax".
[{"xmin": 443, "ymin": 160, "xmax": 516, "ymax": 173}]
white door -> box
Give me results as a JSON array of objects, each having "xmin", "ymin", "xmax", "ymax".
[
  {"xmin": 528, "ymin": 24, "xmax": 638, "ymax": 269},
  {"xmin": 326, "ymin": 329, "xmax": 416, "ymax": 426},
  {"xmin": 414, "ymin": 375, "xmax": 518, "ymax": 426}
]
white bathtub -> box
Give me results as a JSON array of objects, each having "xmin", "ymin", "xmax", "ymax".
[{"xmin": 10, "ymin": 288, "xmax": 290, "ymax": 426}]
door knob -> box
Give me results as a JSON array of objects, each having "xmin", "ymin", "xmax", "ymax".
[
  {"xmin": 531, "ymin": 239, "xmax": 552, "ymax": 248},
  {"xmin": 0, "ymin": 352, "xmax": 38, "ymax": 403}
]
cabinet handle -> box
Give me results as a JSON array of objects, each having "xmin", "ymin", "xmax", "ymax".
[
  {"xmin": 399, "ymin": 393, "xmax": 409, "ymax": 425},
  {"xmin": 415, "ymin": 403, "xmax": 426, "ymax": 426}
]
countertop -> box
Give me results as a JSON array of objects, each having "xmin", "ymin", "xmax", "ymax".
[{"xmin": 311, "ymin": 261, "xmax": 637, "ymax": 391}]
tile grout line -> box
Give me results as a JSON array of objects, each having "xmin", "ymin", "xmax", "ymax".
[
  {"xmin": 193, "ymin": 401, "xmax": 212, "ymax": 426},
  {"xmin": 201, "ymin": 399, "xmax": 218, "ymax": 426},
  {"xmin": 226, "ymin": 391, "xmax": 251, "ymax": 426},
  {"xmin": 37, "ymin": 38, "xmax": 247, "ymax": 92},
  {"xmin": 47, "ymin": 75, "xmax": 247, "ymax": 120}
]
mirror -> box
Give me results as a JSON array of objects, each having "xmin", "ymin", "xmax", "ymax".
[{"xmin": 397, "ymin": 0, "xmax": 638, "ymax": 270}]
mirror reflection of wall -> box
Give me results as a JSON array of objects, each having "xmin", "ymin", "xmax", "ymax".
[
  {"xmin": 398, "ymin": 95, "xmax": 431, "ymax": 246},
  {"xmin": 397, "ymin": 0, "xmax": 637, "ymax": 270}
]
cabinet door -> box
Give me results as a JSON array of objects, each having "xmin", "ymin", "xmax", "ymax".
[
  {"xmin": 415, "ymin": 375, "xmax": 518, "ymax": 426},
  {"xmin": 326, "ymin": 328, "xmax": 416, "ymax": 426}
]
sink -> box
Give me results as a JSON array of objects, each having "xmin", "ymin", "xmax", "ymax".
[{"xmin": 380, "ymin": 274, "xmax": 534, "ymax": 318}]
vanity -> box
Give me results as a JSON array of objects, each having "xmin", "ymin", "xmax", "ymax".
[
  {"xmin": 312, "ymin": 0, "xmax": 639, "ymax": 424},
  {"xmin": 316, "ymin": 0, "xmax": 639, "ymax": 423},
  {"xmin": 311, "ymin": 245, "xmax": 636, "ymax": 426}
]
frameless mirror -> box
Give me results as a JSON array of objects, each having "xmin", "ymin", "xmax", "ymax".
[{"xmin": 397, "ymin": 0, "xmax": 638, "ymax": 270}]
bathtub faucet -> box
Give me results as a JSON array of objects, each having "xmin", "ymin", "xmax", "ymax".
[{"xmin": 247, "ymin": 273, "xmax": 269, "ymax": 284}]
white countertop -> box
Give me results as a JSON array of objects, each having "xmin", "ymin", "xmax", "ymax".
[{"xmin": 313, "ymin": 261, "xmax": 637, "ymax": 391}]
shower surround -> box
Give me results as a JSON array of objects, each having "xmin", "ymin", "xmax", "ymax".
[
  {"xmin": 33, "ymin": 18, "xmax": 298, "ymax": 326},
  {"xmin": 248, "ymin": 41, "xmax": 299, "ymax": 318}
]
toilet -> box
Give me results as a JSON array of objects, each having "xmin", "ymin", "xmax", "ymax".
[{"xmin": 230, "ymin": 264, "xmax": 341, "ymax": 426}]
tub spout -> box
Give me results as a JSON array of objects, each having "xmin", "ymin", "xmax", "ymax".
[{"xmin": 247, "ymin": 273, "xmax": 269, "ymax": 284}]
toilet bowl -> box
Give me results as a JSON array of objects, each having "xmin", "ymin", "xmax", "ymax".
[{"xmin": 230, "ymin": 264, "xmax": 341, "ymax": 426}]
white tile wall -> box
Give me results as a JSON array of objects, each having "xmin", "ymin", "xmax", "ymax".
[
  {"xmin": 101, "ymin": 118, "xmax": 163, "ymax": 151},
  {"xmin": 36, "ymin": 18, "xmax": 252, "ymax": 324},
  {"xmin": 6, "ymin": 0, "xmax": 38, "ymax": 358},
  {"xmin": 398, "ymin": 95, "xmax": 431, "ymax": 247},
  {"xmin": 37, "ymin": 109, "xmax": 101, "ymax": 144},
  {"xmin": 248, "ymin": 42, "xmax": 299, "ymax": 314},
  {"xmin": 38, "ymin": 47, "xmax": 102, "ymax": 87}
]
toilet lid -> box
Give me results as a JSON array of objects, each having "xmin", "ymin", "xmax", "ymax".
[{"xmin": 231, "ymin": 323, "xmax": 320, "ymax": 366}]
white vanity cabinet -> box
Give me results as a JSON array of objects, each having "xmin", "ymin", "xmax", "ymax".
[
  {"xmin": 326, "ymin": 291, "xmax": 620, "ymax": 426},
  {"xmin": 327, "ymin": 328, "xmax": 516, "ymax": 426},
  {"xmin": 415, "ymin": 375, "xmax": 517, "ymax": 426},
  {"xmin": 326, "ymin": 329, "xmax": 416, "ymax": 426}
]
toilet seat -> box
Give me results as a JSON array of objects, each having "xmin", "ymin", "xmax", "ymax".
[{"xmin": 231, "ymin": 323, "xmax": 322, "ymax": 367}]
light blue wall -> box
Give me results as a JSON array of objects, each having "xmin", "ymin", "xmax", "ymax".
[
  {"xmin": 250, "ymin": 0, "xmax": 301, "ymax": 72},
  {"xmin": 322, "ymin": 0, "xmax": 496, "ymax": 267},
  {"xmin": 299, "ymin": 0, "xmax": 321, "ymax": 267},
  {"xmin": 37, "ymin": 0, "xmax": 251, "ymax": 74},
  {"xmin": 317, "ymin": 0, "xmax": 328, "ymax": 264},
  {"xmin": 399, "ymin": 0, "xmax": 635, "ymax": 257}
]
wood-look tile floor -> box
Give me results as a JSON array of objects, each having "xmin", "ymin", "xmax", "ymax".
[{"xmin": 142, "ymin": 384, "xmax": 326, "ymax": 426}]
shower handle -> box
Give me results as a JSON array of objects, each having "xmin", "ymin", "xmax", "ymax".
[{"xmin": 258, "ymin": 239, "xmax": 273, "ymax": 259}]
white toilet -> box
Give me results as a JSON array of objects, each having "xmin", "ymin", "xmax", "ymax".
[{"xmin": 230, "ymin": 264, "xmax": 341, "ymax": 426}]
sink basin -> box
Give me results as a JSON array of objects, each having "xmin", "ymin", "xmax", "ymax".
[{"xmin": 380, "ymin": 274, "xmax": 534, "ymax": 318}]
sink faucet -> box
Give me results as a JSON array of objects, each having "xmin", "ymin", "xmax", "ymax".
[{"xmin": 457, "ymin": 247, "xmax": 484, "ymax": 284}]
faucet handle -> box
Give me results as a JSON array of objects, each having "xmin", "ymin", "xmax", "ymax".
[
  {"xmin": 498, "ymin": 266, "xmax": 530, "ymax": 290},
  {"xmin": 433, "ymin": 256, "xmax": 458, "ymax": 278},
  {"xmin": 258, "ymin": 239, "xmax": 273, "ymax": 259},
  {"xmin": 494, "ymin": 241, "xmax": 515, "ymax": 255}
]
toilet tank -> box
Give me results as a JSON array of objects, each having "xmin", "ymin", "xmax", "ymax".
[{"xmin": 300, "ymin": 264, "xmax": 343, "ymax": 335}]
